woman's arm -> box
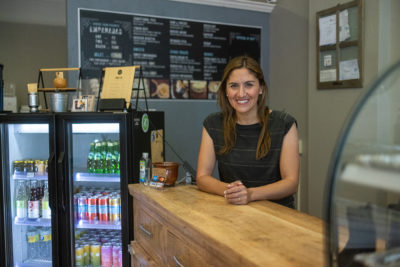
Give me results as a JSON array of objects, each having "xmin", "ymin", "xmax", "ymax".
[
  {"xmin": 196, "ymin": 127, "xmax": 229, "ymax": 196},
  {"xmin": 225, "ymin": 123, "xmax": 299, "ymax": 203}
]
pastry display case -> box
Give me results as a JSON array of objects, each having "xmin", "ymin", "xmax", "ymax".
[{"xmin": 325, "ymin": 60, "xmax": 400, "ymax": 267}]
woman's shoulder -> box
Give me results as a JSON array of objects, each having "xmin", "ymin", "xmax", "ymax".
[
  {"xmin": 270, "ymin": 110, "xmax": 296, "ymax": 121},
  {"xmin": 269, "ymin": 110, "xmax": 297, "ymax": 132},
  {"xmin": 203, "ymin": 112, "xmax": 223, "ymax": 128}
]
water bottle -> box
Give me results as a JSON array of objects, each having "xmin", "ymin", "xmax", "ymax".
[
  {"xmin": 26, "ymin": 228, "xmax": 39, "ymax": 260},
  {"xmin": 139, "ymin": 153, "xmax": 151, "ymax": 185},
  {"xmin": 39, "ymin": 227, "xmax": 52, "ymax": 260}
]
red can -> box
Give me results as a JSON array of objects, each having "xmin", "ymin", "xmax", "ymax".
[
  {"xmin": 99, "ymin": 196, "xmax": 109, "ymax": 222},
  {"xmin": 77, "ymin": 195, "xmax": 88, "ymax": 221},
  {"xmin": 88, "ymin": 196, "xmax": 98, "ymax": 221}
]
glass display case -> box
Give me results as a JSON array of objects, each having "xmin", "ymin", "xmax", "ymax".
[{"xmin": 326, "ymin": 60, "xmax": 400, "ymax": 267}]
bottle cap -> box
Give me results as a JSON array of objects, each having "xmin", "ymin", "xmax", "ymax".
[{"xmin": 143, "ymin": 152, "xmax": 148, "ymax": 158}]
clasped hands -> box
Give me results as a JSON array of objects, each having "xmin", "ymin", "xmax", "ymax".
[{"xmin": 223, "ymin": 180, "xmax": 249, "ymax": 205}]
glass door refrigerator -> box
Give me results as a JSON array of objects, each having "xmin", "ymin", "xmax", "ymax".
[
  {"xmin": 0, "ymin": 113, "xmax": 57, "ymax": 267},
  {"xmin": 1, "ymin": 111, "xmax": 164, "ymax": 267},
  {"xmin": 56, "ymin": 112, "xmax": 131, "ymax": 267}
]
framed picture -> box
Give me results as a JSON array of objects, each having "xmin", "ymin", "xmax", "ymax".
[{"xmin": 72, "ymin": 98, "xmax": 88, "ymax": 112}]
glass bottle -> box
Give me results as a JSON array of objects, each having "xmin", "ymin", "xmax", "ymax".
[
  {"xmin": 87, "ymin": 142, "xmax": 95, "ymax": 173},
  {"xmin": 105, "ymin": 141, "xmax": 114, "ymax": 174},
  {"xmin": 27, "ymin": 180, "xmax": 40, "ymax": 219},
  {"xmin": 41, "ymin": 181, "xmax": 51, "ymax": 219},
  {"xmin": 15, "ymin": 180, "xmax": 27, "ymax": 219},
  {"xmin": 94, "ymin": 140, "xmax": 103, "ymax": 173}
]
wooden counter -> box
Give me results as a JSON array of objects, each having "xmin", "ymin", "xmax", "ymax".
[{"xmin": 128, "ymin": 184, "xmax": 326, "ymax": 266}]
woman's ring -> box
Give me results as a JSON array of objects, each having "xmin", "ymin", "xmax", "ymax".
[{"xmin": 238, "ymin": 197, "xmax": 241, "ymax": 201}]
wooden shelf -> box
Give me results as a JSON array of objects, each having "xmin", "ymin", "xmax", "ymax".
[
  {"xmin": 38, "ymin": 88, "xmax": 77, "ymax": 92},
  {"xmin": 39, "ymin": 68, "xmax": 80, "ymax": 72}
]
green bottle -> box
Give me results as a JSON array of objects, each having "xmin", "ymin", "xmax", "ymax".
[
  {"xmin": 105, "ymin": 141, "xmax": 114, "ymax": 174},
  {"xmin": 87, "ymin": 142, "xmax": 95, "ymax": 173},
  {"xmin": 94, "ymin": 141, "xmax": 103, "ymax": 173}
]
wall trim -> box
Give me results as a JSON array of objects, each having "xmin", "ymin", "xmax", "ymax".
[{"xmin": 169, "ymin": 0, "xmax": 276, "ymax": 13}]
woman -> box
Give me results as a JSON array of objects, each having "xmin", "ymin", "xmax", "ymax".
[{"xmin": 196, "ymin": 55, "xmax": 299, "ymax": 208}]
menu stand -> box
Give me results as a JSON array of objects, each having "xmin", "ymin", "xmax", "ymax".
[{"xmin": 97, "ymin": 66, "xmax": 148, "ymax": 112}]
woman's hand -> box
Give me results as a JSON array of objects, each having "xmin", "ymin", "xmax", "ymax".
[{"xmin": 224, "ymin": 180, "xmax": 250, "ymax": 205}]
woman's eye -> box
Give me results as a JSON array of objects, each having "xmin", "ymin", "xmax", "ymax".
[
  {"xmin": 244, "ymin": 82, "xmax": 254, "ymax": 88},
  {"xmin": 229, "ymin": 84, "xmax": 239, "ymax": 89}
]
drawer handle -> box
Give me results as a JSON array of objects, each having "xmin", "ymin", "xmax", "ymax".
[
  {"xmin": 173, "ymin": 256, "xmax": 185, "ymax": 267},
  {"xmin": 139, "ymin": 224, "xmax": 153, "ymax": 238}
]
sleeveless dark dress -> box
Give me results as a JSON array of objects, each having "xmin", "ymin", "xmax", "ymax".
[{"xmin": 203, "ymin": 110, "xmax": 297, "ymax": 208}]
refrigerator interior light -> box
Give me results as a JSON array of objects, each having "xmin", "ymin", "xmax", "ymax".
[
  {"xmin": 72, "ymin": 123, "xmax": 120, "ymax": 133},
  {"xmin": 14, "ymin": 124, "xmax": 49, "ymax": 133}
]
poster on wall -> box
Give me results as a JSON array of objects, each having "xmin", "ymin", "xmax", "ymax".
[{"xmin": 79, "ymin": 9, "xmax": 261, "ymax": 100}]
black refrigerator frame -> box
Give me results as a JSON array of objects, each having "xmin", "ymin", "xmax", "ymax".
[{"xmin": 0, "ymin": 113, "xmax": 58, "ymax": 267}]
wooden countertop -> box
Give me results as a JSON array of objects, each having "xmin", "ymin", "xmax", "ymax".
[{"xmin": 129, "ymin": 184, "xmax": 326, "ymax": 266}]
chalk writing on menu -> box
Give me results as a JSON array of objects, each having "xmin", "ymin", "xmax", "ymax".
[{"xmin": 79, "ymin": 9, "xmax": 261, "ymax": 100}]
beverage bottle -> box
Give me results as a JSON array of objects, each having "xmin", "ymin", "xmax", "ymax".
[
  {"xmin": 42, "ymin": 181, "xmax": 51, "ymax": 219},
  {"xmin": 101, "ymin": 140, "xmax": 107, "ymax": 173},
  {"xmin": 87, "ymin": 142, "xmax": 95, "ymax": 173},
  {"xmin": 94, "ymin": 140, "xmax": 103, "ymax": 173},
  {"xmin": 39, "ymin": 227, "xmax": 52, "ymax": 260},
  {"xmin": 28, "ymin": 180, "xmax": 40, "ymax": 219},
  {"xmin": 115, "ymin": 141, "xmax": 120, "ymax": 174},
  {"xmin": 105, "ymin": 141, "xmax": 114, "ymax": 174},
  {"xmin": 139, "ymin": 153, "xmax": 151, "ymax": 185},
  {"xmin": 15, "ymin": 180, "xmax": 27, "ymax": 219},
  {"xmin": 111, "ymin": 141, "xmax": 118, "ymax": 174},
  {"xmin": 26, "ymin": 227, "xmax": 39, "ymax": 260}
]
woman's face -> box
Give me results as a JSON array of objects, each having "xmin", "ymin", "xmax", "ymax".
[{"xmin": 226, "ymin": 68, "xmax": 261, "ymax": 118}]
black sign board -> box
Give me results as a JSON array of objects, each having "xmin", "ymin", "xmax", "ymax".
[{"xmin": 79, "ymin": 9, "xmax": 261, "ymax": 100}]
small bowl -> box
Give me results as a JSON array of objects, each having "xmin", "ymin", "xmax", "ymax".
[{"xmin": 152, "ymin": 162, "xmax": 180, "ymax": 186}]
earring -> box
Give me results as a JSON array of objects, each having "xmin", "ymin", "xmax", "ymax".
[{"xmin": 259, "ymin": 91, "xmax": 262, "ymax": 95}]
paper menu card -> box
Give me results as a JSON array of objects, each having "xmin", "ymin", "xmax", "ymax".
[{"xmin": 101, "ymin": 66, "xmax": 139, "ymax": 108}]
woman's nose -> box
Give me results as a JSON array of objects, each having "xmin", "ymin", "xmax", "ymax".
[{"xmin": 238, "ymin": 85, "xmax": 246, "ymax": 97}]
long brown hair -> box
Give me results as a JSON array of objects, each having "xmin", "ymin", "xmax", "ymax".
[{"xmin": 217, "ymin": 55, "xmax": 270, "ymax": 160}]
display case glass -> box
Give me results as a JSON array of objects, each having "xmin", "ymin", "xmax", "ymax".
[{"xmin": 326, "ymin": 60, "xmax": 400, "ymax": 267}]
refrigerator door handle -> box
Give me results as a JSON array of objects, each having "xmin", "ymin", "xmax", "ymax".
[
  {"xmin": 57, "ymin": 151, "xmax": 66, "ymax": 212},
  {"xmin": 48, "ymin": 152, "xmax": 56, "ymax": 210}
]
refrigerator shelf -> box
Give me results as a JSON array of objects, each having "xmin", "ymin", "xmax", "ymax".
[
  {"xmin": 16, "ymin": 259, "xmax": 52, "ymax": 267},
  {"xmin": 75, "ymin": 220, "xmax": 121, "ymax": 230},
  {"xmin": 13, "ymin": 173, "xmax": 48, "ymax": 180},
  {"xmin": 14, "ymin": 217, "xmax": 51, "ymax": 227},
  {"xmin": 74, "ymin": 172, "xmax": 120, "ymax": 182}
]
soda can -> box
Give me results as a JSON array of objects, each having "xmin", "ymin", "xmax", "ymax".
[
  {"xmin": 112, "ymin": 244, "xmax": 121, "ymax": 267},
  {"xmin": 101, "ymin": 243, "xmax": 113, "ymax": 267},
  {"xmin": 73, "ymin": 194, "xmax": 79, "ymax": 221},
  {"xmin": 82, "ymin": 242, "xmax": 90, "ymax": 266},
  {"xmin": 90, "ymin": 242, "xmax": 101, "ymax": 267},
  {"xmin": 109, "ymin": 196, "xmax": 121, "ymax": 222},
  {"xmin": 119, "ymin": 248, "xmax": 123, "ymax": 267},
  {"xmin": 98, "ymin": 196, "xmax": 109, "ymax": 222},
  {"xmin": 77, "ymin": 195, "xmax": 88, "ymax": 220},
  {"xmin": 75, "ymin": 244, "xmax": 85, "ymax": 266},
  {"xmin": 88, "ymin": 196, "xmax": 98, "ymax": 221}
]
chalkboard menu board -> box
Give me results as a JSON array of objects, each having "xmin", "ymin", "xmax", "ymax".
[{"xmin": 79, "ymin": 9, "xmax": 261, "ymax": 100}]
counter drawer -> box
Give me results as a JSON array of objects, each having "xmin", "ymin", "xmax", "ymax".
[
  {"xmin": 166, "ymin": 230, "xmax": 211, "ymax": 267},
  {"xmin": 134, "ymin": 204, "xmax": 164, "ymax": 263},
  {"xmin": 130, "ymin": 241, "xmax": 157, "ymax": 267}
]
